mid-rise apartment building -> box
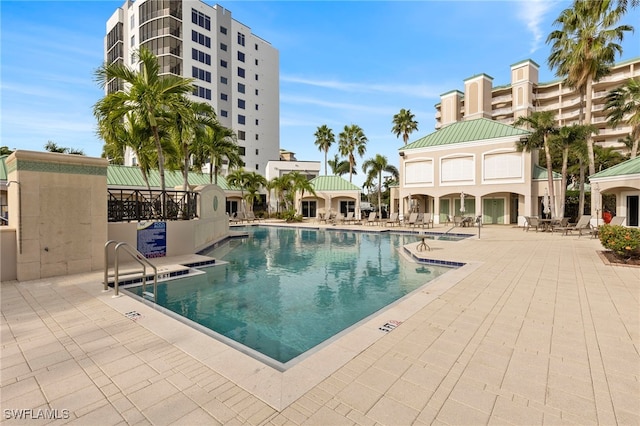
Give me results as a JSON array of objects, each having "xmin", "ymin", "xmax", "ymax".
[
  {"xmin": 435, "ymin": 57, "xmax": 639, "ymax": 151},
  {"xmin": 104, "ymin": 0, "xmax": 280, "ymax": 176}
]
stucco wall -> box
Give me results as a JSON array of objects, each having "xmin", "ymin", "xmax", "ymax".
[{"xmin": 1, "ymin": 227, "xmax": 17, "ymax": 282}]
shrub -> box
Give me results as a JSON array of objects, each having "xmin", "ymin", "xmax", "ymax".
[
  {"xmin": 282, "ymin": 209, "xmax": 302, "ymax": 223},
  {"xmin": 598, "ymin": 224, "xmax": 640, "ymax": 259}
]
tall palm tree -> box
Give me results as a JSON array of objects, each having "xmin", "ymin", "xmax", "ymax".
[
  {"xmin": 604, "ymin": 77, "xmax": 640, "ymax": 158},
  {"xmin": 551, "ymin": 124, "xmax": 594, "ymax": 217},
  {"xmin": 94, "ymin": 47, "xmax": 195, "ymax": 213},
  {"xmin": 362, "ymin": 154, "xmax": 399, "ymax": 219},
  {"xmin": 547, "ymin": 0, "xmax": 633, "ymax": 176},
  {"xmin": 169, "ymin": 98, "xmax": 216, "ymax": 191},
  {"xmin": 392, "ymin": 108, "xmax": 419, "ymax": 145},
  {"xmin": 314, "ymin": 125, "xmax": 335, "ymax": 176},
  {"xmin": 287, "ymin": 171, "xmax": 316, "ymax": 215},
  {"xmin": 338, "ymin": 124, "xmax": 367, "ymax": 183},
  {"xmin": 327, "ymin": 154, "xmax": 352, "ymax": 177},
  {"xmin": 244, "ymin": 172, "xmax": 267, "ymax": 212},
  {"xmin": 192, "ymin": 123, "xmax": 242, "ymax": 185},
  {"xmin": 514, "ymin": 111, "xmax": 559, "ymax": 218},
  {"xmin": 226, "ymin": 168, "xmax": 251, "ymax": 213}
]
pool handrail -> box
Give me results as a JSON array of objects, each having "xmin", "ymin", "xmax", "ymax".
[{"xmin": 103, "ymin": 240, "xmax": 158, "ymax": 300}]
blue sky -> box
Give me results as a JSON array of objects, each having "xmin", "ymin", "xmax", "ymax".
[{"xmin": 2, "ymin": 1, "xmax": 639, "ymax": 187}]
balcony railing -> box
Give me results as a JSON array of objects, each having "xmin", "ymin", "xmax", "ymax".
[{"xmin": 107, "ymin": 189, "xmax": 198, "ymax": 222}]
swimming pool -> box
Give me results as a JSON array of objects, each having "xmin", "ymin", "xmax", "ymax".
[{"xmin": 127, "ymin": 226, "xmax": 457, "ymax": 368}]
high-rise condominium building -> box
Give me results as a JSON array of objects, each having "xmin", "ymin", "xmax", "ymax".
[
  {"xmin": 435, "ymin": 57, "xmax": 639, "ymax": 151},
  {"xmin": 104, "ymin": 0, "xmax": 280, "ymax": 176}
]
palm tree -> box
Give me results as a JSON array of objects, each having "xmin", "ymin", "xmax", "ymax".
[
  {"xmin": 44, "ymin": 141, "xmax": 85, "ymax": 155},
  {"xmin": 271, "ymin": 175, "xmax": 293, "ymax": 212},
  {"xmin": 547, "ymin": 0, "xmax": 633, "ymax": 176},
  {"xmin": 514, "ymin": 111, "xmax": 559, "ymax": 218},
  {"xmin": 226, "ymin": 168, "xmax": 251, "ymax": 213},
  {"xmin": 392, "ymin": 108, "xmax": 419, "ymax": 145},
  {"xmin": 314, "ymin": 125, "xmax": 335, "ymax": 176},
  {"xmin": 551, "ymin": 124, "xmax": 594, "ymax": 217},
  {"xmin": 192, "ymin": 123, "xmax": 241, "ymax": 185},
  {"xmin": 287, "ymin": 171, "xmax": 316, "ymax": 215},
  {"xmin": 604, "ymin": 77, "xmax": 640, "ymax": 158},
  {"xmin": 327, "ymin": 154, "xmax": 352, "ymax": 177},
  {"xmin": 94, "ymin": 47, "xmax": 195, "ymax": 213},
  {"xmin": 338, "ymin": 124, "xmax": 367, "ymax": 183},
  {"xmin": 244, "ymin": 172, "xmax": 267, "ymax": 212},
  {"xmin": 169, "ymin": 98, "xmax": 216, "ymax": 191},
  {"xmin": 362, "ymin": 154, "xmax": 399, "ymax": 219}
]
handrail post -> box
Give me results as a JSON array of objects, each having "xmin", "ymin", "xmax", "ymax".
[
  {"xmin": 104, "ymin": 240, "xmax": 118, "ymax": 291},
  {"xmin": 114, "ymin": 245, "xmax": 121, "ymax": 297}
]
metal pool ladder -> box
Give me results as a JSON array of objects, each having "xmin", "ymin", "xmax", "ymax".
[{"xmin": 104, "ymin": 240, "xmax": 158, "ymax": 301}]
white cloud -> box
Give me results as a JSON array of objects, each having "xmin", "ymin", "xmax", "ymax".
[
  {"xmin": 281, "ymin": 75, "xmax": 443, "ymax": 98},
  {"xmin": 516, "ymin": 0, "xmax": 558, "ymax": 54},
  {"xmin": 281, "ymin": 94, "xmax": 394, "ymax": 115}
]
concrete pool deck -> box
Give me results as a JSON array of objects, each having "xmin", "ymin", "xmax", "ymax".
[{"xmin": 1, "ymin": 223, "xmax": 639, "ymax": 424}]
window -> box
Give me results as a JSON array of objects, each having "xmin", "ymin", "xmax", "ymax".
[
  {"xmin": 220, "ymin": 60, "xmax": 227, "ymax": 68},
  {"xmin": 238, "ymin": 146, "xmax": 246, "ymax": 156},
  {"xmin": 131, "ymin": 53, "xmax": 135, "ymax": 64},
  {"xmin": 255, "ymin": 89, "xmax": 259, "ymax": 95},
  {"xmin": 220, "ymin": 76, "xmax": 227, "ymax": 84},
  {"xmin": 255, "ymin": 164, "xmax": 259, "ymax": 171},
  {"xmin": 238, "ymin": 67, "xmax": 245, "ymax": 78},
  {"xmin": 221, "ymin": 110, "xmax": 228, "ymax": 117},
  {"xmin": 192, "ymin": 85, "xmax": 211, "ymax": 100},
  {"xmin": 255, "ymin": 43, "xmax": 258, "ymax": 50},
  {"xmin": 255, "ymin": 119, "xmax": 259, "ymax": 125},
  {"xmin": 238, "ymin": 130, "xmax": 246, "ymax": 140},
  {"xmin": 192, "ymin": 48, "xmax": 211, "ymax": 65},
  {"xmin": 255, "ymin": 134, "xmax": 259, "ymax": 140},
  {"xmin": 191, "ymin": 30, "xmax": 211, "ymax": 48},
  {"xmin": 237, "ymin": 83, "xmax": 245, "ymax": 93},
  {"xmin": 255, "ymin": 59, "xmax": 259, "ymax": 66},
  {"xmin": 131, "ymin": 35, "xmax": 135, "ymax": 46},
  {"xmin": 238, "ymin": 99, "xmax": 245, "ymax": 109},
  {"xmin": 130, "ymin": 15, "xmax": 135, "ymax": 29},
  {"xmin": 255, "ymin": 74, "xmax": 259, "ymax": 81},
  {"xmin": 192, "ymin": 9, "xmax": 210, "ymax": 30},
  {"xmin": 237, "ymin": 51, "xmax": 245, "ymax": 62},
  {"xmin": 220, "ymin": 93, "xmax": 228, "ymax": 101},
  {"xmin": 255, "ymin": 104, "xmax": 259, "ymax": 110},
  {"xmin": 192, "ymin": 66, "xmax": 211, "ymax": 82},
  {"xmin": 220, "ymin": 25, "xmax": 227, "ymax": 35},
  {"xmin": 255, "ymin": 149, "xmax": 259, "ymax": 155},
  {"xmin": 238, "ymin": 115, "xmax": 246, "ymax": 125},
  {"xmin": 220, "ymin": 43, "xmax": 227, "ymax": 51},
  {"xmin": 237, "ymin": 32, "xmax": 245, "ymax": 46}
]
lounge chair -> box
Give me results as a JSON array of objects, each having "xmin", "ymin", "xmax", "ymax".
[
  {"xmin": 383, "ymin": 212, "xmax": 400, "ymax": 227},
  {"xmin": 412, "ymin": 213, "xmax": 424, "ymax": 228},
  {"xmin": 364, "ymin": 211, "xmax": 377, "ymax": 226},
  {"xmin": 344, "ymin": 211, "xmax": 355, "ymax": 224},
  {"xmin": 333, "ymin": 212, "xmax": 345, "ymax": 224},
  {"xmin": 405, "ymin": 213, "xmax": 418, "ymax": 227},
  {"xmin": 421, "ymin": 213, "xmax": 434, "ymax": 229},
  {"xmin": 453, "ymin": 215, "xmax": 463, "ymax": 227},
  {"xmin": 558, "ymin": 215, "xmax": 592, "ymax": 236},
  {"xmin": 609, "ymin": 216, "xmax": 625, "ymax": 226},
  {"xmin": 245, "ymin": 211, "xmax": 260, "ymax": 222}
]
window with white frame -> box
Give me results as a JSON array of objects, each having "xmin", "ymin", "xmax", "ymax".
[
  {"xmin": 405, "ymin": 160, "xmax": 433, "ymax": 184},
  {"xmin": 484, "ymin": 152, "xmax": 522, "ymax": 180},
  {"xmin": 441, "ymin": 156, "xmax": 474, "ymax": 183}
]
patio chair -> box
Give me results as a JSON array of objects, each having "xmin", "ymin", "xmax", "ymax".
[
  {"xmin": 551, "ymin": 217, "xmax": 570, "ymax": 233},
  {"xmin": 344, "ymin": 211, "xmax": 355, "ymax": 224},
  {"xmin": 245, "ymin": 211, "xmax": 259, "ymax": 223},
  {"xmin": 421, "ymin": 212, "xmax": 434, "ymax": 229},
  {"xmin": 609, "ymin": 216, "xmax": 626, "ymax": 226},
  {"xmin": 383, "ymin": 212, "xmax": 400, "ymax": 227},
  {"xmin": 405, "ymin": 212, "xmax": 418, "ymax": 227},
  {"xmin": 525, "ymin": 216, "xmax": 541, "ymax": 232},
  {"xmin": 453, "ymin": 215, "xmax": 463, "ymax": 227},
  {"xmin": 558, "ymin": 215, "xmax": 592, "ymax": 236},
  {"xmin": 364, "ymin": 211, "xmax": 377, "ymax": 226},
  {"xmin": 413, "ymin": 213, "xmax": 424, "ymax": 228}
]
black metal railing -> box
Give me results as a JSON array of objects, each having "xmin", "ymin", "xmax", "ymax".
[{"xmin": 107, "ymin": 189, "xmax": 198, "ymax": 222}]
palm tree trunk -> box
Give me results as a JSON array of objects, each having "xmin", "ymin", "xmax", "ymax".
[
  {"xmin": 182, "ymin": 145, "xmax": 189, "ymax": 192},
  {"xmin": 560, "ymin": 148, "xmax": 569, "ymax": 218},
  {"xmin": 377, "ymin": 171, "xmax": 382, "ymax": 219},
  {"xmin": 585, "ymin": 76, "xmax": 596, "ymax": 177},
  {"xmin": 324, "ymin": 149, "xmax": 328, "ymax": 176},
  {"xmin": 152, "ymin": 126, "xmax": 166, "ymax": 217},
  {"xmin": 578, "ymin": 159, "xmax": 586, "ymax": 217},
  {"xmin": 543, "ymin": 136, "xmax": 557, "ymax": 218}
]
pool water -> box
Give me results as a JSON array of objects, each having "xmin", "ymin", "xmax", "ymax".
[{"xmin": 128, "ymin": 226, "xmax": 454, "ymax": 366}]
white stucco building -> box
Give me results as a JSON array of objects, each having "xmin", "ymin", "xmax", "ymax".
[{"xmin": 105, "ymin": 0, "xmax": 280, "ymax": 176}]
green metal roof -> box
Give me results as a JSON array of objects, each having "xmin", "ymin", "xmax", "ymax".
[
  {"xmin": 590, "ymin": 156, "xmax": 640, "ymax": 179},
  {"xmin": 310, "ymin": 175, "xmax": 360, "ymax": 191},
  {"xmin": 107, "ymin": 165, "xmax": 233, "ymax": 190},
  {"xmin": 401, "ymin": 118, "xmax": 530, "ymax": 151},
  {"xmin": 532, "ymin": 164, "xmax": 562, "ymax": 180},
  {"xmin": 0, "ymin": 155, "xmax": 8, "ymax": 181}
]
